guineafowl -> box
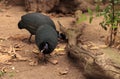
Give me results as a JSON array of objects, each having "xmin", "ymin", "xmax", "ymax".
[
  {"xmin": 18, "ymin": 12, "xmax": 57, "ymax": 42},
  {"xmin": 35, "ymin": 24, "xmax": 58, "ymax": 61}
]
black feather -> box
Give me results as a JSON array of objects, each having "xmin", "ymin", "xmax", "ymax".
[
  {"xmin": 35, "ymin": 24, "xmax": 58, "ymax": 55},
  {"xmin": 18, "ymin": 13, "xmax": 57, "ymax": 42}
]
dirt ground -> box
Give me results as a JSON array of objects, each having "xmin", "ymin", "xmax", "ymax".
[
  {"xmin": 0, "ymin": 6, "xmax": 86, "ymax": 79},
  {"xmin": 0, "ymin": 6, "xmax": 109, "ymax": 79}
]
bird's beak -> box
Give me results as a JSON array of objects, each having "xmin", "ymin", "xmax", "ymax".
[
  {"xmin": 40, "ymin": 43, "xmax": 48, "ymax": 53},
  {"xmin": 40, "ymin": 49, "xmax": 45, "ymax": 53}
]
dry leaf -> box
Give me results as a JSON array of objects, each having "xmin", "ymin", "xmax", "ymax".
[
  {"xmin": 0, "ymin": 55, "xmax": 12, "ymax": 63},
  {"xmin": 14, "ymin": 43, "xmax": 22, "ymax": 48},
  {"xmin": 90, "ymin": 46, "xmax": 99, "ymax": 50},
  {"xmin": 82, "ymin": 45, "xmax": 88, "ymax": 49},
  {"xmin": 55, "ymin": 48, "xmax": 65, "ymax": 52},
  {"xmin": 48, "ymin": 59, "xmax": 58, "ymax": 65},
  {"xmin": 0, "ymin": 37, "xmax": 7, "ymax": 41},
  {"xmin": 29, "ymin": 59, "xmax": 38, "ymax": 66},
  {"xmin": 53, "ymin": 48, "xmax": 65, "ymax": 55},
  {"xmin": 12, "ymin": 51, "xmax": 28, "ymax": 61},
  {"xmin": 87, "ymin": 41, "xmax": 96, "ymax": 46},
  {"xmin": 32, "ymin": 49, "xmax": 39, "ymax": 54},
  {"xmin": 8, "ymin": 45, "xmax": 15, "ymax": 54},
  {"xmin": 98, "ymin": 45, "xmax": 108, "ymax": 48},
  {"xmin": 7, "ymin": 45, "xmax": 28, "ymax": 61},
  {"xmin": 14, "ymin": 48, "xmax": 22, "ymax": 51},
  {"xmin": 59, "ymin": 69, "xmax": 68, "ymax": 75}
]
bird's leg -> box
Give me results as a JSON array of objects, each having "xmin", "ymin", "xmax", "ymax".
[
  {"xmin": 28, "ymin": 34, "xmax": 32, "ymax": 43},
  {"xmin": 38, "ymin": 53, "xmax": 47, "ymax": 64},
  {"xmin": 40, "ymin": 53, "xmax": 48, "ymax": 64},
  {"xmin": 43, "ymin": 54, "xmax": 48, "ymax": 63}
]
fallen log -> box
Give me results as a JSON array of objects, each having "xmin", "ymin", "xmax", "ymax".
[{"xmin": 58, "ymin": 21, "xmax": 120, "ymax": 79}]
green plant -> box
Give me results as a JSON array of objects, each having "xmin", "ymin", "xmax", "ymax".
[
  {"xmin": 89, "ymin": 0, "xmax": 120, "ymax": 46},
  {"xmin": 76, "ymin": 14, "xmax": 87, "ymax": 24},
  {"xmin": 0, "ymin": 70, "xmax": 5, "ymax": 77},
  {"xmin": 8, "ymin": 72, "xmax": 15, "ymax": 77}
]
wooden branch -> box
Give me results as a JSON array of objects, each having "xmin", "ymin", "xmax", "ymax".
[{"xmin": 57, "ymin": 21, "xmax": 86, "ymax": 45}]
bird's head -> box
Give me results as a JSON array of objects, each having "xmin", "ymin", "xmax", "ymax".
[
  {"xmin": 40, "ymin": 42, "xmax": 50, "ymax": 54},
  {"xmin": 18, "ymin": 21, "xmax": 25, "ymax": 29}
]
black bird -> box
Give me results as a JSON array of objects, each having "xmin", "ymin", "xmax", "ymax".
[
  {"xmin": 35, "ymin": 24, "xmax": 58, "ymax": 61},
  {"xmin": 18, "ymin": 12, "xmax": 57, "ymax": 42}
]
